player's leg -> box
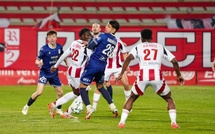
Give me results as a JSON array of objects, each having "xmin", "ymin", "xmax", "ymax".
[
  {"xmin": 118, "ymin": 81, "xmax": 143, "ymax": 128},
  {"xmin": 105, "ymin": 81, "xmax": 113, "ymax": 99},
  {"xmin": 119, "ymin": 73, "xmax": 131, "ymax": 101},
  {"xmin": 22, "ymin": 83, "xmax": 45, "ymax": 115},
  {"xmin": 160, "ymin": 91, "xmax": 179, "ymax": 129},
  {"xmin": 53, "ymin": 78, "xmax": 80, "ymax": 109},
  {"xmin": 104, "ymin": 69, "xmax": 113, "ymax": 99},
  {"xmin": 97, "ymin": 82, "xmax": 118, "ymax": 117},
  {"xmin": 80, "ymin": 82, "xmax": 94, "ymax": 119},
  {"xmin": 80, "ymin": 67, "xmax": 97, "ymax": 119},
  {"xmin": 92, "ymin": 88, "xmax": 101, "ymax": 110},
  {"xmin": 92, "ymin": 69, "xmax": 112, "ymax": 110},
  {"xmin": 48, "ymin": 77, "xmax": 64, "ymax": 117},
  {"xmin": 58, "ymin": 79, "xmax": 83, "ymax": 119},
  {"xmin": 153, "ymin": 80, "xmax": 179, "ymax": 129},
  {"xmin": 80, "ymin": 82, "xmax": 91, "ymax": 107},
  {"xmin": 118, "ymin": 92, "xmax": 139, "ymax": 128},
  {"xmin": 55, "ymin": 85, "xmax": 64, "ymax": 110}
]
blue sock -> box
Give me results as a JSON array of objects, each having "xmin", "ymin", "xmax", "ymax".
[
  {"xmin": 98, "ymin": 86, "xmax": 113, "ymax": 104},
  {"xmin": 106, "ymin": 85, "xmax": 113, "ymax": 99},
  {"xmin": 80, "ymin": 88, "xmax": 90, "ymax": 106}
]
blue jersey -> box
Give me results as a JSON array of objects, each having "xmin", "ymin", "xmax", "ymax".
[
  {"xmin": 88, "ymin": 33, "xmax": 117, "ymax": 70},
  {"xmin": 38, "ymin": 43, "xmax": 63, "ymax": 77},
  {"xmin": 80, "ymin": 33, "xmax": 117, "ymax": 85}
]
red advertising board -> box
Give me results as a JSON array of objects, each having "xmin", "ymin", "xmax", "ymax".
[
  {"xmin": 0, "ymin": 70, "xmax": 196, "ymax": 86},
  {"xmin": 0, "ymin": 27, "xmax": 214, "ymax": 85},
  {"xmin": 197, "ymin": 71, "xmax": 215, "ymax": 85}
]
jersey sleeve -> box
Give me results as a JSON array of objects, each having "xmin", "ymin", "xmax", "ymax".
[
  {"xmin": 163, "ymin": 46, "xmax": 175, "ymax": 62},
  {"xmin": 119, "ymin": 40, "xmax": 127, "ymax": 54},
  {"xmin": 54, "ymin": 44, "xmax": 71, "ymax": 68},
  {"xmin": 37, "ymin": 46, "xmax": 45, "ymax": 60},
  {"xmin": 129, "ymin": 46, "xmax": 138, "ymax": 59},
  {"xmin": 88, "ymin": 34, "xmax": 103, "ymax": 50}
]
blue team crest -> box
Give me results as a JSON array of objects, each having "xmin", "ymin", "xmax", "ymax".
[{"xmin": 58, "ymin": 49, "xmax": 61, "ymax": 54}]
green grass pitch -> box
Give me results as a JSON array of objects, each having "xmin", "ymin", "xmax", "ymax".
[{"xmin": 0, "ymin": 85, "xmax": 214, "ymax": 134}]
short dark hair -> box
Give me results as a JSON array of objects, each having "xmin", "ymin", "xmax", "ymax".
[
  {"xmin": 109, "ymin": 20, "xmax": 120, "ymax": 33},
  {"xmin": 141, "ymin": 29, "xmax": 152, "ymax": 40},
  {"xmin": 79, "ymin": 28, "xmax": 91, "ymax": 37},
  {"xmin": 46, "ymin": 30, "xmax": 57, "ymax": 36}
]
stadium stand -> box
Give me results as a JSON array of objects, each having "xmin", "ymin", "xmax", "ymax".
[{"xmin": 0, "ymin": 0, "xmax": 214, "ymax": 28}]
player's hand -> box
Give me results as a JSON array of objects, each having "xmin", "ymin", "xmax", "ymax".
[
  {"xmin": 50, "ymin": 66, "xmax": 57, "ymax": 73},
  {"xmin": 177, "ymin": 76, "xmax": 185, "ymax": 86},
  {"xmin": 36, "ymin": 60, "xmax": 43, "ymax": 68}
]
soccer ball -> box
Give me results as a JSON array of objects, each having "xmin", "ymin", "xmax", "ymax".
[{"xmin": 70, "ymin": 100, "xmax": 84, "ymax": 114}]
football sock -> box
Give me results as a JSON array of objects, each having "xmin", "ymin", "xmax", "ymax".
[
  {"xmin": 92, "ymin": 92, "xmax": 101, "ymax": 110},
  {"xmin": 68, "ymin": 104, "xmax": 73, "ymax": 114},
  {"xmin": 109, "ymin": 103, "xmax": 117, "ymax": 111},
  {"xmin": 55, "ymin": 92, "xmax": 77, "ymax": 107},
  {"xmin": 86, "ymin": 86, "xmax": 91, "ymax": 91},
  {"xmin": 119, "ymin": 109, "xmax": 130, "ymax": 124},
  {"xmin": 124, "ymin": 90, "xmax": 131, "ymax": 101},
  {"xmin": 80, "ymin": 88, "xmax": 91, "ymax": 106},
  {"xmin": 106, "ymin": 85, "xmax": 113, "ymax": 99},
  {"xmin": 27, "ymin": 97, "xmax": 35, "ymax": 106},
  {"xmin": 169, "ymin": 109, "xmax": 177, "ymax": 124},
  {"xmin": 73, "ymin": 95, "xmax": 83, "ymax": 102},
  {"xmin": 98, "ymin": 86, "xmax": 113, "ymax": 104}
]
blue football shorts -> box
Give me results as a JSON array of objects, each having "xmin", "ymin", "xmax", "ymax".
[
  {"xmin": 80, "ymin": 65, "xmax": 104, "ymax": 85},
  {"xmin": 38, "ymin": 74, "xmax": 62, "ymax": 87}
]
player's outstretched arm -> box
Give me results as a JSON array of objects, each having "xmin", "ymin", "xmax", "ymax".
[{"xmin": 52, "ymin": 47, "xmax": 71, "ymax": 71}]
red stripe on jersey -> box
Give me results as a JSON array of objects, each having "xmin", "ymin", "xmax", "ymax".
[
  {"xmin": 75, "ymin": 67, "xmax": 81, "ymax": 78},
  {"xmin": 134, "ymin": 82, "xmax": 143, "ymax": 95},
  {"xmin": 149, "ymin": 69, "xmax": 155, "ymax": 81},
  {"xmin": 107, "ymin": 58, "xmax": 113, "ymax": 68},
  {"xmin": 116, "ymin": 42, "xmax": 121, "ymax": 68},
  {"xmin": 157, "ymin": 80, "xmax": 166, "ymax": 94},
  {"xmin": 68, "ymin": 66, "xmax": 81, "ymax": 78},
  {"xmin": 68, "ymin": 66, "xmax": 72, "ymax": 76},
  {"xmin": 159, "ymin": 70, "xmax": 162, "ymax": 80},
  {"xmin": 139, "ymin": 69, "xmax": 143, "ymax": 81}
]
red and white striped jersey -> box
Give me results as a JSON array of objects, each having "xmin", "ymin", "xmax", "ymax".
[
  {"xmin": 129, "ymin": 42, "xmax": 175, "ymax": 81},
  {"xmin": 106, "ymin": 38, "xmax": 127, "ymax": 69},
  {"xmin": 55, "ymin": 39, "xmax": 92, "ymax": 78}
]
